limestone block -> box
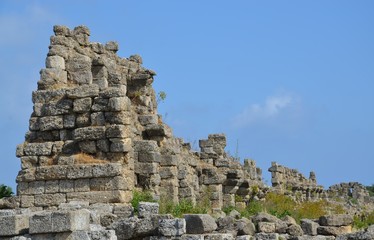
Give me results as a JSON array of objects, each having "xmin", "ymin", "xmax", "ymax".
[
  {"xmin": 134, "ymin": 140, "xmax": 159, "ymax": 152},
  {"xmin": 66, "ymin": 85, "xmax": 99, "ymax": 99},
  {"xmin": 73, "ymin": 97, "xmax": 92, "ymax": 113},
  {"xmin": 29, "ymin": 117, "xmax": 40, "ymax": 131},
  {"xmin": 20, "ymin": 156, "xmax": 38, "ymax": 169},
  {"xmin": 66, "ymin": 190, "xmax": 131, "ymax": 204},
  {"xmin": 105, "ymin": 41, "xmax": 119, "ymax": 52},
  {"xmin": 138, "ymin": 115, "xmax": 158, "ymax": 126},
  {"xmin": 66, "ymin": 57, "xmax": 92, "ymax": 84},
  {"xmin": 45, "ymin": 180, "xmax": 59, "ymax": 193},
  {"xmin": 63, "ymin": 114, "xmax": 76, "ymax": 128},
  {"xmin": 50, "ymin": 35, "xmax": 76, "ymax": 47},
  {"xmin": 42, "ymin": 99, "xmax": 73, "ymax": 116},
  {"xmin": 46, "ymin": 55, "xmax": 65, "ymax": 69},
  {"xmin": 92, "ymin": 97, "xmax": 109, "ymax": 112},
  {"xmin": 160, "ymin": 155, "xmax": 179, "ymax": 166},
  {"xmin": 28, "ymin": 181, "xmax": 45, "ymax": 195},
  {"xmin": 287, "ymin": 224, "xmax": 303, "ymax": 236},
  {"xmin": 110, "ymin": 217, "xmax": 138, "ymax": 240},
  {"xmin": 24, "ymin": 142, "xmax": 53, "ymax": 156},
  {"xmin": 32, "ymin": 89, "xmax": 66, "ymax": 104},
  {"xmin": 237, "ymin": 218, "xmax": 256, "ymax": 236},
  {"xmin": 99, "ymin": 86, "xmax": 127, "ymax": 98},
  {"xmin": 90, "ymin": 42, "xmax": 105, "ymax": 53},
  {"xmin": 16, "ymin": 144, "xmax": 25, "ymax": 157},
  {"xmin": 89, "ymin": 229, "xmax": 117, "ymax": 240},
  {"xmin": 159, "ymin": 166, "xmax": 177, "ymax": 179},
  {"xmin": 48, "ymin": 44, "xmax": 69, "ymax": 58},
  {"xmin": 73, "ymin": 126, "xmax": 106, "ymax": 141},
  {"xmin": 74, "ymin": 179, "xmax": 90, "ymax": 192},
  {"xmin": 97, "ymin": 139, "xmax": 110, "ymax": 152},
  {"xmin": 138, "ymin": 202, "xmax": 159, "ymax": 218},
  {"xmin": 113, "ymin": 204, "xmax": 134, "ymax": 218},
  {"xmin": 235, "ymin": 236, "xmax": 253, "ymax": 240},
  {"xmin": 204, "ymin": 234, "xmax": 235, "ymax": 240},
  {"xmin": 135, "ymin": 162, "xmax": 159, "ymax": 174},
  {"xmin": 91, "ymin": 112, "xmax": 106, "ymax": 126},
  {"xmin": 301, "ymin": 219, "xmax": 319, "ymax": 236},
  {"xmin": 139, "ymin": 151, "xmax": 161, "ymax": 163},
  {"xmin": 0, "ymin": 215, "xmax": 29, "ymax": 236},
  {"xmin": 34, "ymin": 193, "xmax": 66, "ymax": 207},
  {"xmin": 105, "ymin": 111, "xmax": 131, "ymax": 125},
  {"xmin": 159, "ymin": 218, "xmax": 186, "ymax": 237},
  {"xmin": 317, "ymin": 225, "xmax": 352, "ymax": 236},
  {"xmin": 319, "ymin": 214, "xmax": 353, "ymax": 227},
  {"xmin": 76, "ymin": 113, "xmax": 91, "ymax": 127},
  {"xmin": 251, "ymin": 213, "xmax": 279, "ymax": 225},
  {"xmin": 16, "ymin": 168, "xmax": 36, "ymax": 182},
  {"xmin": 254, "ymin": 233, "xmax": 279, "ymax": 240},
  {"xmin": 184, "ymin": 214, "xmax": 217, "ymax": 234},
  {"xmin": 106, "ymin": 125, "xmax": 131, "ymax": 138},
  {"xmin": 92, "ymin": 163, "xmax": 122, "ymax": 177},
  {"xmin": 79, "ymin": 141, "xmax": 97, "ymax": 154},
  {"xmin": 39, "ymin": 116, "xmax": 64, "ymax": 131},
  {"xmin": 66, "ymin": 165, "xmax": 93, "ymax": 179},
  {"xmin": 59, "ymin": 180, "xmax": 75, "ymax": 193},
  {"xmin": 39, "ymin": 68, "xmax": 67, "ymax": 87},
  {"xmin": 29, "ymin": 210, "xmax": 90, "ymax": 234},
  {"xmin": 108, "ymin": 97, "xmax": 131, "ymax": 111},
  {"xmin": 35, "ymin": 166, "xmax": 68, "ymax": 180},
  {"xmin": 258, "ymin": 222, "xmax": 276, "ymax": 233},
  {"xmin": 20, "ymin": 195, "xmax": 35, "ymax": 208},
  {"xmin": 110, "ymin": 138, "xmax": 132, "ymax": 152}
]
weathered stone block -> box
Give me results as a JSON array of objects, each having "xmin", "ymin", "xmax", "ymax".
[
  {"xmin": 66, "ymin": 190, "xmax": 131, "ymax": 204},
  {"xmin": 110, "ymin": 138, "xmax": 132, "ymax": 152},
  {"xmin": 73, "ymin": 97, "xmax": 92, "ymax": 113},
  {"xmin": 20, "ymin": 156, "xmax": 38, "ymax": 169},
  {"xmin": 46, "ymin": 55, "xmax": 65, "ymax": 69},
  {"xmin": 28, "ymin": 181, "xmax": 45, "ymax": 195},
  {"xmin": 99, "ymin": 86, "xmax": 126, "ymax": 98},
  {"xmin": 66, "ymin": 85, "xmax": 99, "ymax": 99},
  {"xmin": 36, "ymin": 166, "xmax": 68, "ymax": 180},
  {"xmin": 29, "ymin": 210, "xmax": 90, "ymax": 234},
  {"xmin": 317, "ymin": 225, "xmax": 352, "ymax": 236},
  {"xmin": 108, "ymin": 97, "xmax": 131, "ymax": 111},
  {"xmin": 160, "ymin": 155, "xmax": 178, "ymax": 166},
  {"xmin": 135, "ymin": 162, "xmax": 159, "ymax": 174},
  {"xmin": 184, "ymin": 214, "xmax": 217, "ymax": 234},
  {"xmin": 32, "ymin": 89, "xmax": 66, "ymax": 104},
  {"xmin": 89, "ymin": 229, "xmax": 117, "ymax": 240},
  {"xmin": 106, "ymin": 125, "xmax": 131, "ymax": 138},
  {"xmin": 92, "ymin": 97, "xmax": 109, "ymax": 112},
  {"xmin": 59, "ymin": 180, "xmax": 75, "ymax": 193},
  {"xmin": 138, "ymin": 202, "xmax": 159, "ymax": 218},
  {"xmin": 45, "ymin": 180, "xmax": 59, "ymax": 193},
  {"xmin": 159, "ymin": 166, "xmax": 177, "ymax": 179},
  {"xmin": 63, "ymin": 114, "xmax": 76, "ymax": 128},
  {"xmin": 39, "ymin": 116, "xmax": 64, "ymax": 131},
  {"xmin": 287, "ymin": 224, "xmax": 303, "ymax": 236},
  {"xmin": 138, "ymin": 151, "xmax": 161, "ymax": 163},
  {"xmin": 105, "ymin": 111, "xmax": 131, "ymax": 124},
  {"xmin": 42, "ymin": 99, "xmax": 73, "ymax": 116},
  {"xmin": 79, "ymin": 141, "xmax": 97, "ymax": 153},
  {"xmin": 66, "ymin": 165, "xmax": 93, "ymax": 179},
  {"xmin": 76, "ymin": 113, "xmax": 91, "ymax": 127},
  {"xmin": 0, "ymin": 215, "xmax": 29, "ymax": 236},
  {"xmin": 138, "ymin": 115, "xmax": 158, "ymax": 126},
  {"xmin": 134, "ymin": 140, "xmax": 159, "ymax": 152},
  {"xmin": 159, "ymin": 218, "xmax": 186, "ymax": 237},
  {"xmin": 91, "ymin": 112, "xmax": 105, "ymax": 126},
  {"xmin": 319, "ymin": 214, "xmax": 353, "ymax": 227},
  {"xmin": 92, "ymin": 163, "xmax": 122, "ymax": 177},
  {"xmin": 20, "ymin": 195, "xmax": 35, "ymax": 208},
  {"xmin": 258, "ymin": 222, "xmax": 276, "ymax": 233},
  {"xmin": 254, "ymin": 233, "xmax": 278, "ymax": 240},
  {"xmin": 204, "ymin": 234, "xmax": 235, "ymax": 240},
  {"xmin": 34, "ymin": 193, "xmax": 66, "ymax": 207},
  {"xmin": 73, "ymin": 126, "xmax": 106, "ymax": 141},
  {"xmin": 74, "ymin": 179, "xmax": 90, "ymax": 192},
  {"xmin": 301, "ymin": 219, "xmax": 319, "ymax": 236},
  {"xmin": 39, "ymin": 68, "xmax": 67, "ymax": 88},
  {"xmin": 24, "ymin": 142, "xmax": 53, "ymax": 156}
]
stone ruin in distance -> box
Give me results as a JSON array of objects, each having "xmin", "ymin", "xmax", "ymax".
[{"xmin": 11, "ymin": 25, "xmax": 373, "ymax": 212}]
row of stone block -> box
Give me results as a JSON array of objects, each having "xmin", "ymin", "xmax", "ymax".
[
  {"xmin": 17, "ymin": 176, "xmax": 132, "ymax": 196},
  {"xmin": 18, "ymin": 190, "xmax": 132, "ymax": 208},
  {"xmin": 17, "ymin": 163, "xmax": 124, "ymax": 182}
]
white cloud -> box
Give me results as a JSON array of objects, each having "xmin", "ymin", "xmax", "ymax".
[{"xmin": 232, "ymin": 94, "xmax": 295, "ymax": 128}]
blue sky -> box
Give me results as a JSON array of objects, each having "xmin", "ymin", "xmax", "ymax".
[{"xmin": 1, "ymin": 1, "xmax": 373, "ymax": 191}]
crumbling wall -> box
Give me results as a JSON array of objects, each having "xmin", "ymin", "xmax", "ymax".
[{"xmin": 13, "ymin": 25, "xmax": 267, "ymax": 211}]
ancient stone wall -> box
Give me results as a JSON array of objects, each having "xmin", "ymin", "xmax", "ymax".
[{"xmin": 13, "ymin": 25, "xmax": 266, "ymax": 211}]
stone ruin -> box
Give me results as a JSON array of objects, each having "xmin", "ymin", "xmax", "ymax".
[
  {"xmin": 1, "ymin": 25, "xmax": 374, "ymax": 240},
  {"xmin": 13, "ymin": 25, "xmax": 265, "ymax": 211}
]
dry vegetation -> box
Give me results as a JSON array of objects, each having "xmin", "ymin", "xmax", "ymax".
[{"xmin": 73, "ymin": 153, "xmax": 108, "ymax": 164}]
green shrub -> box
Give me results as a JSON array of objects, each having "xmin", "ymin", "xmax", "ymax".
[
  {"xmin": 0, "ymin": 184, "xmax": 13, "ymax": 199},
  {"xmin": 353, "ymin": 211, "xmax": 374, "ymax": 229},
  {"xmin": 159, "ymin": 198, "xmax": 208, "ymax": 218},
  {"xmin": 241, "ymin": 200, "xmax": 263, "ymax": 218},
  {"xmin": 131, "ymin": 189, "xmax": 156, "ymax": 214},
  {"xmin": 263, "ymin": 192, "xmax": 296, "ymax": 219}
]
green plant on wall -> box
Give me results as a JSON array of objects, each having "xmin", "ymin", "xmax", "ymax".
[
  {"xmin": 157, "ymin": 91, "xmax": 167, "ymax": 104},
  {"xmin": 0, "ymin": 184, "xmax": 13, "ymax": 199}
]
